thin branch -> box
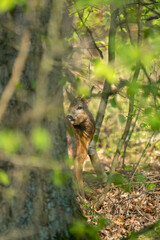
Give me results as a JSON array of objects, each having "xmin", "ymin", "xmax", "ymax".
[
  {"xmin": 123, "ymin": 8, "xmax": 134, "ymax": 46},
  {"xmin": 141, "ymin": 63, "xmax": 157, "ymax": 107},
  {"xmin": 144, "ymin": 4, "xmax": 160, "ymax": 17},
  {"xmin": 77, "ymin": 11, "xmax": 104, "ymax": 59},
  {"xmin": 131, "ymin": 131, "xmax": 156, "ymax": 181},
  {"xmin": 83, "ymin": 8, "xmax": 92, "ymax": 23},
  {"xmin": 122, "ymin": 108, "xmax": 141, "ymax": 168},
  {"xmin": 0, "ymin": 30, "xmax": 30, "ymax": 122},
  {"xmin": 144, "ymin": 15, "xmax": 160, "ymax": 21}
]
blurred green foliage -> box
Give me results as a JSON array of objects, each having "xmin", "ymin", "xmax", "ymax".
[
  {"xmin": 0, "ymin": 130, "xmax": 23, "ymax": 153},
  {"xmin": 134, "ymin": 173, "xmax": 147, "ymax": 184},
  {"xmin": 0, "ymin": 0, "xmax": 25, "ymax": 12},
  {"xmin": 75, "ymin": 0, "xmax": 125, "ymax": 9},
  {"xmin": 0, "ymin": 170, "xmax": 10, "ymax": 186},
  {"xmin": 31, "ymin": 127, "xmax": 51, "ymax": 152},
  {"xmin": 94, "ymin": 59, "xmax": 118, "ymax": 84},
  {"xmin": 123, "ymin": 220, "xmax": 160, "ymax": 240},
  {"xmin": 52, "ymin": 168, "xmax": 70, "ymax": 186},
  {"xmin": 110, "ymin": 172, "xmax": 130, "ymax": 192}
]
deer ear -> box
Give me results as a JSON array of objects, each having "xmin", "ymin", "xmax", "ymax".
[
  {"xmin": 66, "ymin": 90, "xmax": 75, "ymax": 103},
  {"xmin": 80, "ymin": 98, "xmax": 89, "ymax": 105}
]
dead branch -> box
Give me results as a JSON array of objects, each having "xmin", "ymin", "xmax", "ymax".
[
  {"xmin": 77, "ymin": 11, "xmax": 104, "ymax": 59},
  {"xmin": 122, "ymin": 108, "xmax": 141, "ymax": 168},
  {"xmin": 131, "ymin": 131, "xmax": 156, "ymax": 181}
]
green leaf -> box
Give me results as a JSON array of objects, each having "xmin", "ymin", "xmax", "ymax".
[
  {"xmin": 31, "ymin": 80, "xmax": 36, "ymax": 90},
  {"xmin": 0, "ymin": 170, "xmax": 10, "ymax": 186},
  {"xmin": 125, "ymin": 165, "xmax": 133, "ymax": 171},
  {"xmin": 75, "ymin": 0, "xmax": 125, "ymax": 9},
  {"xmin": 52, "ymin": 169, "xmax": 69, "ymax": 186},
  {"xmin": 110, "ymin": 97, "xmax": 117, "ymax": 108},
  {"xmin": 140, "ymin": 122, "xmax": 147, "ymax": 128},
  {"xmin": 70, "ymin": 221, "xmax": 87, "ymax": 237},
  {"xmin": 147, "ymin": 183, "xmax": 156, "ymax": 191},
  {"xmin": 31, "ymin": 127, "xmax": 51, "ymax": 152},
  {"xmin": 127, "ymin": 82, "xmax": 140, "ymax": 96},
  {"xmin": 97, "ymin": 217, "xmax": 110, "ymax": 229},
  {"xmin": 70, "ymin": 220, "xmax": 101, "ymax": 240},
  {"xmin": 144, "ymin": 28, "xmax": 154, "ymax": 39},
  {"xmin": 110, "ymin": 173, "xmax": 130, "ymax": 192},
  {"xmin": 16, "ymin": 83, "xmax": 21, "ymax": 89},
  {"xmin": 94, "ymin": 60, "xmax": 118, "ymax": 84},
  {"xmin": 77, "ymin": 84, "xmax": 90, "ymax": 97},
  {"xmin": 0, "ymin": 0, "xmax": 26, "ymax": 12},
  {"xmin": 118, "ymin": 114, "xmax": 126, "ymax": 124},
  {"xmin": 0, "ymin": 130, "xmax": 23, "ymax": 153},
  {"xmin": 147, "ymin": 112, "xmax": 160, "ymax": 131},
  {"xmin": 135, "ymin": 173, "xmax": 147, "ymax": 184},
  {"xmin": 94, "ymin": 135, "xmax": 98, "ymax": 143}
]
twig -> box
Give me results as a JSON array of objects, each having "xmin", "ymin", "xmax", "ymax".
[
  {"xmin": 0, "ymin": 30, "xmax": 30, "ymax": 121},
  {"xmin": 131, "ymin": 131, "xmax": 156, "ymax": 181},
  {"xmin": 77, "ymin": 11, "xmax": 104, "ymax": 59},
  {"xmin": 117, "ymin": 192, "xmax": 144, "ymax": 205},
  {"xmin": 144, "ymin": 15, "xmax": 160, "ymax": 21},
  {"xmin": 122, "ymin": 108, "xmax": 141, "ymax": 168},
  {"xmin": 144, "ymin": 4, "xmax": 160, "ymax": 17},
  {"xmin": 123, "ymin": 8, "xmax": 134, "ymax": 46},
  {"xmin": 83, "ymin": 8, "xmax": 92, "ymax": 23},
  {"xmin": 141, "ymin": 63, "xmax": 157, "ymax": 107}
]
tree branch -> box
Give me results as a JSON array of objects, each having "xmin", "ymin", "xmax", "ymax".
[
  {"xmin": 0, "ymin": 30, "xmax": 30, "ymax": 122},
  {"xmin": 77, "ymin": 12, "xmax": 104, "ymax": 59}
]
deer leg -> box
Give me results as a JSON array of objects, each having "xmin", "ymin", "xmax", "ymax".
[{"xmin": 75, "ymin": 157, "xmax": 85, "ymax": 198}]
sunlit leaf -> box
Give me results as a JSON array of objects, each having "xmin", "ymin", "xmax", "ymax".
[
  {"xmin": 147, "ymin": 183, "xmax": 156, "ymax": 191},
  {"xmin": 75, "ymin": 0, "xmax": 126, "ymax": 9},
  {"xmin": 127, "ymin": 82, "xmax": 140, "ymax": 96},
  {"xmin": 31, "ymin": 127, "xmax": 51, "ymax": 152},
  {"xmin": 77, "ymin": 84, "xmax": 90, "ymax": 97},
  {"xmin": 94, "ymin": 60, "xmax": 118, "ymax": 84},
  {"xmin": 0, "ymin": 170, "xmax": 10, "ymax": 186},
  {"xmin": 0, "ymin": 130, "xmax": 23, "ymax": 153},
  {"xmin": 117, "ymin": 45, "xmax": 140, "ymax": 67},
  {"xmin": 0, "ymin": 0, "xmax": 25, "ymax": 12}
]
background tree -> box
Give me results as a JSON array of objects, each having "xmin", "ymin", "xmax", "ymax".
[{"xmin": 0, "ymin": 0, "xmax": 101, "ymax": 239}]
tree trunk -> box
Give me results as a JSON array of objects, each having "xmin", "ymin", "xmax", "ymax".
[{"xmin": 0, "ymin": 1, "xmax": 98, "ymax": 239}]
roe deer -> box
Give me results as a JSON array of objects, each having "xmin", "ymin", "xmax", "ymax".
[{"xmin": 66, "ymin": 96, "xmax": 95, "ymax": 197}]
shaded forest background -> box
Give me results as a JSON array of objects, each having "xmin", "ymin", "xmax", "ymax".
[{"xmin": 0, "ymin": 0, "xmax": 159, "ymax": 239}]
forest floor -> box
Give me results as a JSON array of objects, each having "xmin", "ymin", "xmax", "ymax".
[{"xmin": 78, "ymin": 152, "xmax": 160, "ymax": 240}]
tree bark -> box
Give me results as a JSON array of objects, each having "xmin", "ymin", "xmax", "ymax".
[{"xmin": 0, "ymin": 1, "xmax": 98, "ymax": 239}]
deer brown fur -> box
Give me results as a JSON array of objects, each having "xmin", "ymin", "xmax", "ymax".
[{"xmin": 67, "ymin": 96, "xmax": 95, "ymax": 197}]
